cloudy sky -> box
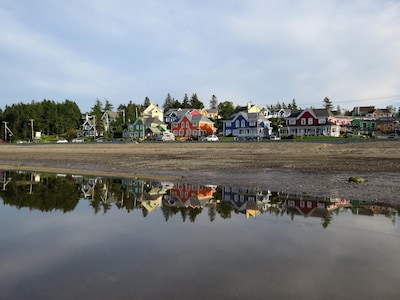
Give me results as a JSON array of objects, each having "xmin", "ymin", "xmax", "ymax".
[{"xmin": 1, "ymin": 0, "xmax": 399, "ymax": 113}]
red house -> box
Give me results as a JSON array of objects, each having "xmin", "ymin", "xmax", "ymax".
[
  {"xmin": 281, "ymin": 108, "xmax": 341, "ymax": 137},
  {"xmin": 171, "ymin": 111, "xmax": 215, "ymax": 138}
]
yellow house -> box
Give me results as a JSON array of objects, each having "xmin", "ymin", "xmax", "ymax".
[{"xmin": 143, "ymin": 104, "xmax": 164, "ymax": 122}]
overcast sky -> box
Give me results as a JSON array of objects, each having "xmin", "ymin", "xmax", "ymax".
[{"xmin": 1, "ymin": 0, "xmax": 399, "ymax": 113}]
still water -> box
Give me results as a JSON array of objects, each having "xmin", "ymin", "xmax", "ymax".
[{"xmin": 0, "ymin": 171, "xmax": 399, "ymax": 300}]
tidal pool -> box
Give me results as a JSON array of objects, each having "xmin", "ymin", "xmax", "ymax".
[{"xmin": 0, "ymin": 171, "xmax": 399, "ymax": 299}]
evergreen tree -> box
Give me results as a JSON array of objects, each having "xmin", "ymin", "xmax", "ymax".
[
  {"xmin": 163, "ymin": 93, "xmax": 175, "ymax": 112},
  {"xmin": 190, "ymin": 93, "xmax": 204, "ymax": 109},
  {"xmin": 291, "ymin": 99, "xmax": 298, "ymax": 111},
  {"xmin": 91, "ymin": 99, "xmax": 104, "ymax": 136},
  {"xmin": 336, "ymin": 105, "xmax": 342, "ymax": 115},
  {"xmin": 210, "ymin": 95, "xmax": 218, "ymax": 109},
  {"xmin": 182, "ymin": 94, "xmax": 190, "ymax": 108},
  {"xmin": 104, "ymin": 98, "xmax": 113, "ymax": 111},
  {"xmin": 143, "ymin": 97, "xmax": 151, "ymax": 107},
  {"xmin": 323, "ymin": 97, "xmax": 333, "ymax": 111}
]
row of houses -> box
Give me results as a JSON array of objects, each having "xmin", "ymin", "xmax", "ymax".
[{"xmin": 79, "ymin": 103, "xmax": 400, "ymax": 140}]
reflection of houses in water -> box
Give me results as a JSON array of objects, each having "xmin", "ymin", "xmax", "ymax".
[
  {"xmin": 139, "ymin": 181, "xmax": 173, "ymax": 213},
  {"xmin": 283, "ymin": 193, "xmax": 351, "ymax": 218},
  {"xmin": 222, "ymin": 186, "xmax": 272, "ymax": 218},
  {"xmin": 163, "ymin": 183, "xmax": 216, "ymax": 208},
  {"xmin": 350, "ymin": 200, "xmax": 397, "ymax": 223},
  {"xmin": 122, "ymin": 179, "xmax": 174, "ymax": 213},
  {"xmin": 81, "ymin": 177, "xmax": 103, "ymax": 199},
  {"xmin": 12, "ymin": 171, "xmax": 41, "ymax": 194}
]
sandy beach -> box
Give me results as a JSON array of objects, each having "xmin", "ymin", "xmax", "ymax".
[{"xmin": 1, "ymin": 140, "xmax": 399, "ymax": 202}]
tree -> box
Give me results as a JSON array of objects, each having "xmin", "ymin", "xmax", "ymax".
[
  {"xmin": 210, "ymin": 95, "xmax": 218, "ymax": 109},
  {"xmin": 144, "ymin": 97, "xmax": 151, "ymax": 107},
  {"xmin": 323, "ymin": 97, "xmax": 333, "ymax": 111},
  {"xmin": 103, "ymin": 98, "xmax": 113, "ymax": 111},
  {"xmin": 291, "ymin": 99, "xmax": 298, "ymax": 111},
  {"xmin": 163, "ymin": 93, "xmax": 175, "ymax": 112},
  {"xmin": 336, "ymin": 105, "xmax": 342, "ymax": 115},
  {"xmin": 91, "ymin": 99, "xmax": 104, "ymax": 136},
  {"xmin": 182, "ymin": 94, "xmax": 190, "ymax": 108},
  {"xmin": 217, "ymin": 101, "xmax": 235, "ymax": 119},
  {"xmin": 190, "ymin": 93, "xmax": 204, "ymax": 109}
]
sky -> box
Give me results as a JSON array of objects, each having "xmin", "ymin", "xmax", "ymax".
[{"xmin": 1, "ymin": 0, "xmax": 399, "ymax": 113}]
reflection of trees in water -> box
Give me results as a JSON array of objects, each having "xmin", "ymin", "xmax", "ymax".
[
  {"xmin": 160, "ymin": 206, "xmax": 203, "ymax": 223},
  {"xmin": 0, "ymin": 173, "xmax": 80, "ymax": 213},
  {"xmin": 322, "ymin": 211, "xmax": 333, "ymax": 229}
]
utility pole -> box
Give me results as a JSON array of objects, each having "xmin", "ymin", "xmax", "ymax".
[
  {"xmin": 2, "ymin": 121, "xmax": 14, "ymax": 143},
  {"xmin": 29, "ymin": 119, "xmax": 34, "ymax": 141},
  {"xmin": 3, "ymin": 121, "xmax": 8, "ymax": 142}
]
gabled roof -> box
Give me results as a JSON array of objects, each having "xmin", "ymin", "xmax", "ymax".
[
  {"xmin": 144, "ymin": 117, "xmax": 163, "ymax": 126},
  {"xmin": 191, "ymin": 114, "xmax": 214, "ymax": 124},
  {"xmin": 165, "ymin": 108, "xmax": 199, "ymax": 117},
  {"xmin": 224, "ymin": 111, "xmax": 269, "ymax": 123},
  {"xmin": 176, "ymin": 112, "xmax": 214, "ymax": 124},
  {"xmin": 312, "ymin": 108, "xmax": 333, "ymax": 117},
  {"xmin": 289, "ymin": 108, "xmax": 332, "ymax": 119},
  {"xmin": 102, "ymin": 110, "xmax": 119, "ymax": 119}
]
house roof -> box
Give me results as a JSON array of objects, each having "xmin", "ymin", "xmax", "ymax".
[
  {"xmin": 102, "ymin": 110, "xmax": 119, "ymax": 119},
  {"xmin": 147, "ymin": 127, "xmax": 162, "ymax": 134},
  {"xmin": 312, "ymin": 108, "xmax": 333, "ymax": 117},
  {"xmin": 144, "ymin": 117, "xmax": 163, "ymax": 126},
  {"xmin": 191, "ymin": 114, "xmax": 214, "ymax": 124}
]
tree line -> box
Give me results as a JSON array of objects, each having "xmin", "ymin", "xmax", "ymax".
[{"xmin": 3, "ymin": 93, "xmax": 368, "ymax": 141}]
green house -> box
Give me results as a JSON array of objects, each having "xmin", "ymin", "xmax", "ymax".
[
  {"xmin": 351, "ymin": 118, "xmax": 377, "ymax": 131},
  {"xmin": 124, "ymin": 117, "xmax": 168, "ymax": 140}
]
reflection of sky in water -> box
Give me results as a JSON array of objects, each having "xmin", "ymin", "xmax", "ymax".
[{"xmin": 0, "ymin": 175, "xmax": 399, "ymax": 299}]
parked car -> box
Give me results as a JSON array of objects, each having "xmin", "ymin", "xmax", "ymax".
[
  {"xmin": 270, "ymin": 134, "xmax": 281, "ymax": 141},
  {"xmin": 96, "ymin": 137, "xmax": 108, "ymax": 143},
  {"xmin": 204, "ymin": 135, "xmax": 219, "ymax": 142},
  {"xmin": 387, "ymin": 133, "xmax": 399, "ymax": 139},
  {"xmin": 56, "ymin": 139, "xmax": 68, "ymax": 144},
  {"xmin": 157, "ymin": 132, "xmax": 175, "ymax": 141},
  {"xmin": 72, "ymin": 138, "xmax": 84, "ymax": 143}
]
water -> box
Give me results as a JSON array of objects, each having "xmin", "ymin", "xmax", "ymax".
[{"xmin": 0, "ymin": 171, "xmax": 399, "ymax": 300}]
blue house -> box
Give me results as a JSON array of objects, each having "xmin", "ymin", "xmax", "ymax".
[{"xmin": 223, "ymin": 111, "xmax": 272, "ymax": 139}]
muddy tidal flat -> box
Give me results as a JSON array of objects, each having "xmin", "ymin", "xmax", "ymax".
[{"xmin": 1, "ymin": 140, "xmax": 399, "ymax": 202}]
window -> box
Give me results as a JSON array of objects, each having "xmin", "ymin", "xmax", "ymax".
[
  {"xmin": 289, "ymin": 119, "xmax": 296, "ymax": 125},
  {"xmin": 301, "ymin": 118, "xmax": 306, "ymax": 125},
  {"xmin": 186, "ymin": 121, "xmax": 189, "ymax": 128},
  {"xmin": 226, "ymin": 121, "xmax": 231, "ymax": 127},
  {"xmin": 318, "ymin": 118, "xmax": 326, "ymax": 124},
  {"xmin": 241, "ymin": 120, "xmax": 246, "ymax": 127},
  {"xmin": 235, "ymin": 120, "xmax": 240, "ymax": 128},
  {"xmin": 308, "ymin": 118, "xmax": 313, "ymax": 125},
  {"xmin": 182, "ymin": 122, "xmax": 185, "ymax": 128},
  {"xmin": 249, "ymin": 121, "xmax": 256, "ymax": 126}
]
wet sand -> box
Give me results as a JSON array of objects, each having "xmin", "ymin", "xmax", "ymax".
[{"xmin": 1, "ymin": 140, "xmax": 399, "ymax": 202}]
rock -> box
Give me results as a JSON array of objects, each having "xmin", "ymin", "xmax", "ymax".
[{"xmin": 348, "ymin": 176, "xmax": 365, "ymax": 183}]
